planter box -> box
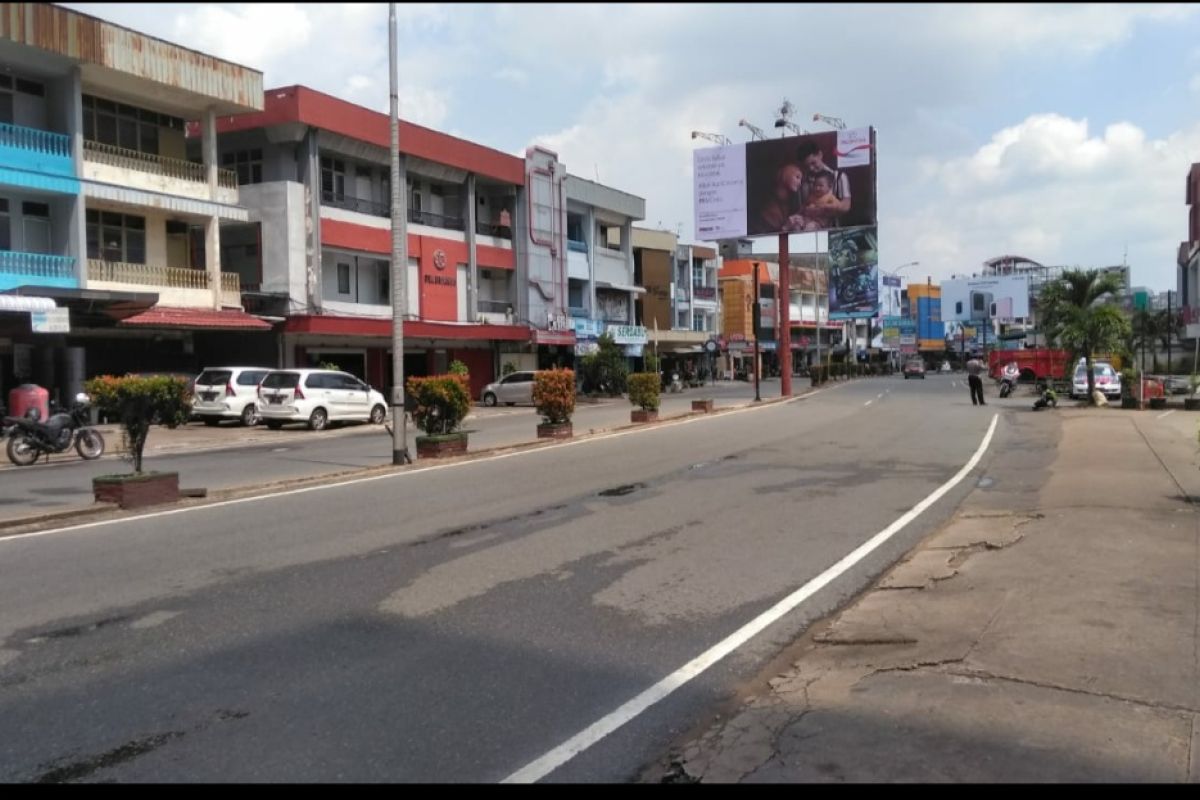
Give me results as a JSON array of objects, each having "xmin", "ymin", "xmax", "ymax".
[
  {"xmin": 631, "ymin": 409, "xmax": 659, "ymax": 424},
  {"xmin": 691, "ymin": 399, "xmax": 714, "ymax": 413},
  {"xmin": 1148, "ymin": 397, "xmax": 1167, "ymax": 410},
  {"xmin": 536, "ymin": 422, "xmax": 573, "ymax": 439},
  {"xmin": 93, "ymin": 471, "xmax": 179, "ymax": 510},
  {"xmin": 416, "ymin": 433, "xmax": 468, "ymax": 459},
  {"xmin": 1121, "ymin": 396, "xmax": 1138, "ymax": 409},
  {"xmin": 1186, "ymin": 397, "xmax": 1200, "ymax": 411}
]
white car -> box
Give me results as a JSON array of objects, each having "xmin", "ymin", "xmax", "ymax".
[
  {"xmin": 1071, "ymin": 361, "xmax": 1121, "ymax": 400},
  {"xmin": 192, "ymin": 367, "xmax": 272, "ymax": 427},
  {"xmin": 481, "ymin": 370, "xmax": 536, "ymax": 406},
  {"xmin": 258, "ymin": 369, "xmax": 389, "ymax": 431}
]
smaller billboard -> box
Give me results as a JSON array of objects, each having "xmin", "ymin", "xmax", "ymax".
[
  {"xmin": 942, "ymin": 275, "xmax": 1030, "ymax": 322},
  {"xmin": 828, "ymin": 226, "xmax": 878, "ymax": 319}
]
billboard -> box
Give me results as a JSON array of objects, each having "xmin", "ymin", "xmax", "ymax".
[
  {"xmin": 694, "ymin": 127, "xmax": 876, "ymax": 240},
  {"xmin": 827, "ymin": 226, "xmax": 878, "ymax": 319},
  {"xmin": 942, "ymin": 275, "xmax": 1031, "ymax": 322}
]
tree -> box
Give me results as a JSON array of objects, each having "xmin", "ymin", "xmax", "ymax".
[
  {"xmin": 83, "ymin": 375, "xmax": 191, "ymax": 473},
  {"xmin": 578, "ymin": 332, "xmax": 629, "ymax": 396},
  {"xmin": 1038, "ymin": 269, "xmax": 1130, "ymax": 405}
]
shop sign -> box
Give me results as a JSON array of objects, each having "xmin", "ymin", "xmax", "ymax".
[{"xmin": 606, "ymin": 324, "xmax": 647, "ymax": 345}]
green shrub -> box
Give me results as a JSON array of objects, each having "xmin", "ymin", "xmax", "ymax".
[
  {"xmin": 643, "ymin": 352, "xmax": 660, "ymax": 375},
  {"xmin": 579, "ymin": 332, "xmax": 628, "ymax": 395},
  {"xmin": 533, "ymin": 368, "xmax": 576, "ymax": 424},
  {"xmin": 406, "ymin": 374, "xmax": 470, "ymax": 436},
  {"xmin": 449, "ymin": 360, "xmax": 469, "ymax": 377},
  {"xmin": 84, "ymin": 374, "xmax": 191, "ymax": 473},
  {"xmin": 628, "ymin": 372, "xmax": 661, "ymax": 411},
  {"xmin": 501, "ymin": 361, "xmax": 518, "ymax": 376}
]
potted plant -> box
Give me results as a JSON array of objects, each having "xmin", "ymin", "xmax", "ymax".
[
  {"xmin": 407, "ymin": 374, "xmax": 471, "ymax": 458},
  {"xmin": 533, "ymin": 368, "xmax": 576, "ymax": 439},
  {"xmin": 628, "ymin": 372, "xmax": 661, "ymax": 423},
  {"xmin": 1119, "ymin": 367, "xmax": 1139, "ymax": 409},
  {"xmin": 1187, "ymin": 373, "xmax": 1200, "ymax": 411},
  {"xmin": 84, "ymin": 374, "xmax": 191, "ymax": 509}
]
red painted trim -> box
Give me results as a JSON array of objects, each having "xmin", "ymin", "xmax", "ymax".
[
  {"xmin": 320, "ymin": 218, "xmax": 391, "ymax": 254},
  {"xmin": 214, "ymin": 85, "xmax": 524, "ymax": 185},
  {"xmin": 476, "ymin": 242, "xmax": 514, "ymax": 270},
  {"xmin": 283, "ymin": 315, "xmax": 530, "ymax": 342}
]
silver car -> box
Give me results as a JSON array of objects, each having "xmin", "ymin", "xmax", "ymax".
[{"xmin": 481, "ymin": 371, "xmax": 536, "ymax": 406}]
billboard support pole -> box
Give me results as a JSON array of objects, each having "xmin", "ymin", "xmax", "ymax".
[
  {"xmin": 753, "ymin": 261, "xmax": 762, "ymax": 402},
  {"xmin": 814, "ymin": 232, "xmax": 821, "ymax": 373},
  {"xmin": 779, "ymin": 233, "xmax": 791, "ymax": 396}
]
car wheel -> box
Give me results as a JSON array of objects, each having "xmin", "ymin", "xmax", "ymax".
[
  {"xmin": 265, "ymin": 420, "xmax": 283, "ymax": 430},
  {"xmin": 240, "ymin": 403, "xmax": 260, "ymax": 427},
  {"xmin": 483, "ymin": 392, "xmax": 497, "ymax": 407},
  {"xmin": 203, "ymin": 418, "xmax": 220, "ymax": 427},
  {"xmin": 370, "ymin": 404, "xmax": 386, "ymax": 425},
  {"xmin": 308, "ymin": 407, "xmax": 329, "ymax": 431}
]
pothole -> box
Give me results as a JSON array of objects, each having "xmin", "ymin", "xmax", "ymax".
[{"xmin": 598, "ymin": 483, "xmax": 646, "ymax": 497}]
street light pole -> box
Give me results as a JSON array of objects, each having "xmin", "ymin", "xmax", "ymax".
[
  {"xmin": 388, "ymin": 2, "xmax": 411, "ymax": 465},
  {"xmin": 753, "ymin": 261, "xmax": 762, "ymax": 402}
]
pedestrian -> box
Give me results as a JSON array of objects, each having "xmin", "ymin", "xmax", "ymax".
[{"xmin": 965, "ymin": 356, "xmax": 986, "ymax": 406}]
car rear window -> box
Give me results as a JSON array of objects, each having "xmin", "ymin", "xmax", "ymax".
[
  {"xmin": 1075, "ymin": 365, "xmax": 1115, "ymax": 378},
  {"xmin": 261, "ymin": 372, "xmax": 301, "ymax": 389},
  {"xmin": 196, "ymin": 370, "xmax": 232, "ymax": 386},
  {"xmin": 237, "ymin": 370, "xmax": 269, "ymax": 386}
]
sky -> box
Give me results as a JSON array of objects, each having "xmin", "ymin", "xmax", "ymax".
[{"xmin": 64, "ymin": 2, "xmax": 1200, "ymax": 291}]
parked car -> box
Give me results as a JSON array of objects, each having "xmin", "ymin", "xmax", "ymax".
[
  {"xmin": 257, "ymin": 369, "xmax": 388, "ymax": 431},
  {"xmin": 1070, "ymin": 360, "xmax": 1120, "ymax": 400},
  {"xmin": 192, "ymin": 367, "xmax": 272, "ymax": 427},
  {"xmin": 481, "ymin": 370, "xmax": 536, "ymax": 406},
  {"xmin": 903, "ymin": 359, "xmax": 926, "ymax": 379}
]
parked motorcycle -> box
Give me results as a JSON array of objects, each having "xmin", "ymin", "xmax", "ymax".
[
  {"xmin": 4, "ymin": 393, "xmax": 105, "ymax": 466},
  {"xmin": 998, "ymin": 362, "xmax": 1020, "ymax": 399}
]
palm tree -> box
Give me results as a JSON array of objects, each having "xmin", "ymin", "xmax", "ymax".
[{"xmin": 1039, "ymin": 269, "xmax": 1131, "ymax": 405}]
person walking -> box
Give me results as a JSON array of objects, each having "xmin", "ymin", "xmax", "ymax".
[{"xmin": 966, "ymin": 356, "xmax": 986, "ymax": 406}]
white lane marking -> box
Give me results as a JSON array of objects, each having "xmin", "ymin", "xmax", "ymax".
[
  {"xmin": 503, "ymin": 413, "xmax": 1000, "ymax": 784},
  {"xmin": 864, "ymin": 400, "xmax": 873, "ymax": 407},
  {"xmin": 876, "ymin": 393, "xmax": 884, "ymax": 399},
  {"xmin": 0, "ymin": 393, "xmax": 818, "ymax": 544},
  {"xmin": 1157, "ymin": 410, "xmax": 1175, "ymax": 420},
  {"xmin": 952, "ymin": 381, "xmax": 958, "ymax": 388}
]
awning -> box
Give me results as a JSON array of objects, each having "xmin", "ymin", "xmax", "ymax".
[
  {"xmin": 594, "ymin": 281, "xmax": 647, "ymax": 294},
  {"xmin": 0, "ymin": 295, "xmax": 56, "ymax": 313},
  {"xmin": 117, "ymin": 306, "xmax": 273, "ymax": 331},
  {"xmin": 82, "ymin": 181, "xmax": 250, "ymax": 222},
  {"xmin": 533, "ymin": 329, "xmax": 576, "ymax": 346}
]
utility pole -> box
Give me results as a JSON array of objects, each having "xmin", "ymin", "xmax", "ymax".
[
  {"xmin": 753, "ymin": 261, "xmax": 762, "ymax": 402},
  {"xmin": 388, "ymin": 2, "xmax": 411, "ymax": 465}
]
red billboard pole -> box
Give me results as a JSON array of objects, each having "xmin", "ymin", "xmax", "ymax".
[{"xmin": 779, "ymin": 233, "xmax": 792, "ymax": 396}]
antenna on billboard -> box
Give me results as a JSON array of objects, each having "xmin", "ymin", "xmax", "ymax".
[
  {"xmin": 812, "ymin": 113, "xmax": 846, "ymax": 131},
  {"xmin": 690, "ymin": 130, "xmax": 732, "ymax": 146},
  {"xmin": 738, "ymin": 118, "xmax": 767, "ymax": 141},
  {"xmin": 773, "ymin": 99, "xmax": 809, "ymax": 136}
]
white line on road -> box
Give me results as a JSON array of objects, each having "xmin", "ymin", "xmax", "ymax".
[
  {"xmin": 1157, "ymin": 409, "xmax": 1175, "ymax": 419},
  {"xmin": 876, "ymin": 393, "xmax": 884, "ymax": 399},
  {"xmin": 864, "ymin": 400, "xmax": 873, "ymax": 407},
  {"xmin": 503, "ymin": 412, "xmax": 1000, "ymax": 783}
]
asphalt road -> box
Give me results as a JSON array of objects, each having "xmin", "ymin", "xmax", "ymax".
[
  {"xmin": 0, "ymin": 381, "xmax": 768, "ymax": 517},
  {"xmin": 0, "ymin": 374, "xmax": 1004, "ymax": 782}
]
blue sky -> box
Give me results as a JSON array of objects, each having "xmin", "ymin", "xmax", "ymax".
[{"xmin": 66, "ymin": 3, "xmax": 1200, "ymax": 291}]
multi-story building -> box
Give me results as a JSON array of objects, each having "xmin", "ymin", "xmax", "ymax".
[
  {"xmin": 632, "ymin": 227, "xmax": 719, "ymax": 370},
  {"xmin": 0, "ymin": 2, "xmax": 265, "ymax": 402},
  {"xmin": 207, "ymin": 84, "xmax": 527, "ymax": 399}
]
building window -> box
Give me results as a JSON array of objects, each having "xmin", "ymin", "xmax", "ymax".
[
  {"xmin": 693, "ymin": 314, "xmax": 707, "ymax": 333},
  {"xmin": 337, "ymin": 262, "xmax": 351, "ymax": 295},
  {"xmin": 22, "ymin": 201, "xmax": 50, "ymax": 254},
  {"xmin": 86, "ymin": 210, "xmax": 145, "ymax": 264},
  {"xmin": 567, "ymin": 214, "xmax": 584, "ymax": 245},
  {"xmin": 379, "ymin": 263, "xmax": 389, "ymax": 302},
  {"xmin": 0, "ymin": 198, "xmax": 10, "ymax": 250},
  {"xmin": 676, "ymin": 311, "xmax": 687, "ymax": 329},
  {"xmin": 222, "ymin": 149, "xmax": 263, "ymax": 185},
  {"xmin": 321, "ymin": 157, "xmax": 346, "ymax": 201},
  {"xmin": 82, "ymin": 95, "xmax": 180, "ymax": 155}
]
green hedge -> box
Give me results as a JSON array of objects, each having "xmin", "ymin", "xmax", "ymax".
[{"xmin": 628, "ymin": 372, "xmax": 661, "ymax": 411}]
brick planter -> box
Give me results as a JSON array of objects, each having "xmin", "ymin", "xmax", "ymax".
[
  {"xmin": 631, "ymin": 409, "xmax": 659, "ymax": 424},
  {"xmin": 1185, "ymin": 397, "xmax": 1200, "ymax": 411},
  {"xmin": 691, "ymin": 399, "xmax": 714, "ymax": 413},
  {"xmin": 416, "ymin": 433, "xmax": 468, "ymax": 459},
  {"xmin": 536, "ymin": 422, "xmax": 573, "ymax": 439},
  {"xmin": 93, "ymin": 472, "xmax": 180, "ymax": 510}
]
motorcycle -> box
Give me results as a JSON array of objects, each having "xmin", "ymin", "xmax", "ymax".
[
  {"xmin": 3, "ymin": 393, "xmax": 105, "ymax": 466},
  {"xmin": 998, "ymin": 362, "xmax": 1020, "ymax": 399}
]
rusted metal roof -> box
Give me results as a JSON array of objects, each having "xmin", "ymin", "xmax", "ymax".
[{"xmin": 0, "ymin": 3, "xmax": 262, "ymax": 111}]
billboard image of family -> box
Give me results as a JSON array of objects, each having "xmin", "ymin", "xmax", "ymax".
[
  {"xmin": 827, "ymin": 226, "xmax": 879, "ymax": 319},
  {"xmin": 941, "ymin": 275, "xmax": 1031, "ymax": 322},
  {"xmin": 693, "ymin": 127, "xmax": 876, "ymax": 240}
]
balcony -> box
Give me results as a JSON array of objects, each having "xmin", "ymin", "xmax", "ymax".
[
  {"xmin": 322, "ymin": 191, "xmax": 389, "ymax": 219},
  {"xmin": 408, "ymin": 209, "xmax": 464, "ymax": 231},
  {"xmin": 476, "ymin": 219, "xmax": 513, "ymax": 240},
  {"xmin": 477, "ymin": 298, "xmax": 514, "ymax": 324},
  {"xmin": 87, "ymin": 259, "xmax": 241, "ymax": 307},
  {"xmin": 567, "ymin": 239, "xmax": 588, "ymax": 253},
  {"xmin": 0, "ymin": 251, "xmax": 77, "ymax": 291},
  {"xmin": 0, "ymin": 123, "xmax": 78, "ymax": 193},
  {"xmin": 82, "ymin": 140, "xmax": 239, "ymax": 204},
  {"xmin": 693, "ymin": 285, "xmax": 717, "ymax": 302}
]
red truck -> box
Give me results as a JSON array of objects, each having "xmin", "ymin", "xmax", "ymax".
[{"xmin": 987, "ymin": 349, "xmax": 1070, "ymax": 381}]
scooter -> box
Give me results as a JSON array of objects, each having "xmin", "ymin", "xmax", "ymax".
[
  {"xmin": 998, "ymin": 362, "xmax": 1020, "ymax": 398},
  {"xmin": 4, "ymin": 393, "xmax": 105, "ymax": 466}
]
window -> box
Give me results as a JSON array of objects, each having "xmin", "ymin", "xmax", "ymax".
[
  {"xmin": 22, "ymin": 201, "xmax": 50, "ymax": 254},
  {"xmin": 337, "ymin": 262, "xmax": 351, "ymax": 294},
  {"xmin": 0, "ymin": 198, "xmax": 10, "ymax": 250},
  {"xmin": 321, "ymin": 157, "xmax": 346, "ymax": 201},
  {"xmin": 82, "ymin": 95, "xmax": 180, "ymax": 155},
  {"xmin": 86, "ymin": 210, "xmax": 145, "ymax": 263},
  {"xmin": 693, "ymin": 314, "xmax": 707, "ymax": 332},
  {"xmin": 222, "ymin": 149, "xmax": 263, "ymax": 185},
  {"xmin": 567, "ymin": 214, "xmax": 584, "ymax": 244},
  {"xmin": 237, "ymin": 371, "xmax": 269, "ymax": 386},
  {"xmin": 379, "ymin": 264, "xmax": 389, "ymax": 302}
]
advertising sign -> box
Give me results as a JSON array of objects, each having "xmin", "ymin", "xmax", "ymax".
[
  {"xmin": 31, "ymin": 308, "xmax": 70, "ymax": 333},
  {"xmin": 606, "ymin": 324, "xmax": 647, "ymax": 345},
  {"xmin": 693, "ymin": 127, "xmax": 876, "ymax": 240},
  {"xmin": 827, "ymin": 226, "xmax": 879, "ymax": 320},
  {"xmin": 942, "ymin": 275, "xmax": 1031, "ymax": 322}
]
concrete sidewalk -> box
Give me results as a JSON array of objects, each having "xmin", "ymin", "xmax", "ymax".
[{"xmin": 649, "ymin": 409, "xmax": 1200, "ymax": 783}]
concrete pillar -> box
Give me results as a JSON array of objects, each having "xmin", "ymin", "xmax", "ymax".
[
  {"xmin": 205, "ymin": 216, "xmax": 221, "ymax": 310},
  {"xmin": 68, "ymin": 66, "xmax": 87, "ymax": 284},
  {"xmin": 465, "ymin": 173, "xmax": 477, "ymax": 322},
  {"xmin": 203, "ymin": 107, "xmax": 218, "ymax": 200},
  {"xmin": 586, "ymin": 207, "xmax": 596, "ymax": 322},
  {"xmin": 622, "ymin": 220, "xmax": 634, "ymax": 324},
  {"xmin": 63, "ymin": 346, "xmax": 85, "ymax": 403}
]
